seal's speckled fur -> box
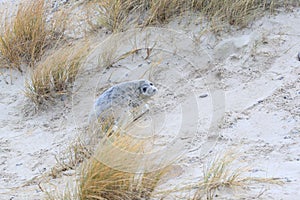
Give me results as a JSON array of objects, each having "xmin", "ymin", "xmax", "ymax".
[{"xmin": 89, "ymin": 79, "xmax": 157, "ymax": 124}]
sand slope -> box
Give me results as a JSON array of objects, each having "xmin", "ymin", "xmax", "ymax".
[{"xmin": 0, "ymin": 6, "xmax": 299, "ymax": 200}]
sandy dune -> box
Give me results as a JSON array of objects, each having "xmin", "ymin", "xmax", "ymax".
[{"xmin": 0, "ymin": 2, "xmax": 299, "ymax": 199}]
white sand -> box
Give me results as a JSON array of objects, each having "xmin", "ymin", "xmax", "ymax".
[{"xmin": 0, "ymin": 1, "xmax": 299, "ymax": 199}]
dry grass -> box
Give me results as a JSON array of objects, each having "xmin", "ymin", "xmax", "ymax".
[
  {"xmin": 192, "ymin": 0, "xmax": 275, "ymax": 29},
  {"xmin": 192, "ymin": 152, "xmax": 282, "ymax": 200},
  {"xmin": 94, "ymin": 0, "xmax": 133, "ymax": 33},
  {"xmin": 144, "ymin": 151, "xmax": 282, "ymax": 199},
  {"xmin": 53, "ymin": 146, "xmax": 282, "ymax": 200},
  {"xmin": 78, "ymin": 132, "xmax": 167, "ymax": 200},
  {"xmin": 0, "ymin": 0, "xmax": 66, "ymax": 71},
  {"xmin": 84, "ymin": 0, "xmax": 285, "ymax": 33},
  {"xmin": 144, "ymin": 0, "xmax": 189, "ymax": 25},
  {"xmin": 50, "ymin": 117, "xmax": 133, "ymax": 179},
  {"xmin": 79, "ymin": 158, "xmax": 168, "ymax": 200},
  {"xmin": 0, "ymin": 0, "xmax": 296, "ymax": 69},
  {"xmin": 46, "ymin": 127, "xmax": 283, "ymax": 200},
  {"xmin": 50, "ymin": 138, "xmax": 92, "ymax": 179},
  {"xmin": 99, "ymin": 46, "xmax": 143, "ymax": 69},
  {"xmin": 97, "ymin": 39, "xmax": 120, "ymax": 68},
  {"xmin": 24, "ymin": 41, "xmax": 89, "ymax": 106},
  {"xmin": 95, "ymin": 31, "xmax": 153, "ymax": 69},
  {"xmin": 46, "ymin": 127, "xmax": 169, "ymax": 200},
  {"xmin": 85, "ymin": 0, "xmax": 140, "ymax": 33}
]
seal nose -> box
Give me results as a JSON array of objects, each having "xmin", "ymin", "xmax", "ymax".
[{"xmin": 153, "ymin": 88, "xmax": 157, "ymax": 93}]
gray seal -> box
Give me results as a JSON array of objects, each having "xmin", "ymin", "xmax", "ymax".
[{"xmin": 89, "ymin": 79, "xmax": 158, "ymax": 127}]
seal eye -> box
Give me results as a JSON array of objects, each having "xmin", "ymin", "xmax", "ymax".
[
  {"xmin": 149, "ymin": 83, "xmax": 153, "ymax": 86},
  {"xmin": 142, "ymin": 87, "xmax": 147, "ymax": 93}
]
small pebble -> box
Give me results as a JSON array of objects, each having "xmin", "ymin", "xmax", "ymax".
[
  {"xmin": 298, "ymin": 52, "xmax": 300, "ymax": 61},
  {"xmin": 60, "ymin": 95, "xmax": 67, "ymax": 101},
  {"xmin": 199, "ymin": 93, "xmax": 208, "ymax": 98},
  {"xmin": 285, "ymin": 177, "xmax": 292, "ymax": 182},
  {"xmin": 63, "ymin": 170, "xmax": 75, "ymax": 176},
  {"xmin": 277, "ymin": 76, "xmax": 284, "ymax": 80}
]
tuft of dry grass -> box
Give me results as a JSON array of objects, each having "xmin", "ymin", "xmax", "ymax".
[
  {"xmin": 46, "ymin": 126, "xmax": 169, "ymax": 200},
  {"xmin": 79, "ymin": 158, "xmax": 168, "ymax": 200},
  {"xmin": 24, "ymin": 41, "xmax": 89, "ymax": 106},
  {"xmin": 192, "ymin": 152, "xmax": 283, "ymax": 200},
  {"xmin": 0, "ymin": 0, "xmax": 66, "ymax": 71},
  {"xmin": 78, "ymin": 134, "xmax": 167, "ymax": 200},
  {"xmin": 79, "ymin": 117, "xmax": 173, "ymax": 200},
  {"xmin": 85, "ymin": 0, "xmax": 140, "ymax": 33},
  {"xmin": 85, "ymin": 0, "xmax": 182, "ymax": 32},
  {"xmin": 50, "ymin": 117, "xmax": 136, "ymax": 180},
  {"xmin": 84, "ymin": 0, "xmax": 284, "ymax": 33},
  {"xmin": 154, "ymin": 151, "xmax": 282, "ymax": 199},
  {"xmin": 144, "ymin": 0, "xmax": 188, "ymax": 25},
  {"xmin": 50, "ymin": 138, "xmax": 92, "ymax": 179},
  {"xmin": 192, "ymin": 0, "xmax": 274, "ymax": 29}
]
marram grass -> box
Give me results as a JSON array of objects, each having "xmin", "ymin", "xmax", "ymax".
[
  {"xmin": 24, "ymin": 41, "xmax": 89, "ymax": 106},
  {"xmin": 85, "ymin": 0, "xmax": 281, "ymax": 33},
  {"xmin": 0, "ymin": 0, "xmax": 66, "ymax": 70}
]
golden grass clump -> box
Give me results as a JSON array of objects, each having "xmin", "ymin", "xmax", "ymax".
[
  {"xmin": 46, "ymin": 128, "xmax": 169, "ymax": 200},
  {"xmin": 85, "ymin": 0, "xmax": 137, "ymax": 33},
  {"xmin": 192, "ymin": 0, "xmax": 274, "ymax": 28},
  {"xmin": 79, "ymin": 158, "xmax": 167, "ymax": 200},
  {"xmin": 145, "ymin": 0, "xmax": 189, "ymax": 25},
  {"xmin": 77, "ymin": 130, "xmax": 169, "ymax": 200},
  {"xmin": 24, "ymin": 42, "xmax": 89, "ymax": 106},
  {"xmin": 0, "ymin": 0, "xmax": 66, "ymax": 71},
  {"xmin": 148, "ymin": 0, "xmax": 276, "ymax": 27},
  {"xmin": 85, "ymin": 0, "xmax": 280, "ymax": 32}
]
